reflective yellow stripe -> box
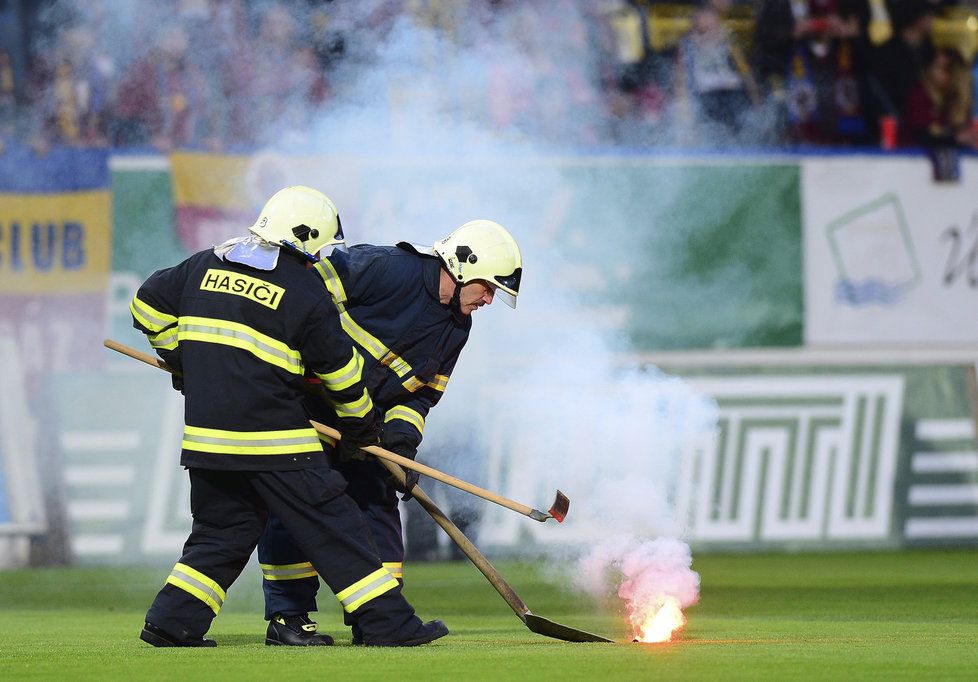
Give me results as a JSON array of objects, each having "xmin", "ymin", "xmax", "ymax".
[
  {"xmin": 260, "ymin": 562, "xmax": 318, "ymax": 581},
  {"xmin": 402, "ymin": 376, "xmax": 425, "ymax": 393},
  {"xmin": 384, "ymin": 406, "xmax": 425, "ymax": 435},
  {"xmin": 334, "ymin": 309, "xmax": 413, "ymax": 379},
  {"xmin": 313, "ymin": 260, "xmax": 416, "ymax": 386},
  {"xmin": 315, "ymin": 350, "xmax": 364, "ymax": 392},
  {"xmin": 383, "ymin": 562, "xmax": 403, "ymax": 580},
  {"xmin": 149, "ymin": 327, "xmax": 179, "ymax": 351},
  {"xmin": 403, "ymin": 374, "xmax": 449, "ymax": 393},
  {"xmin": 130, "ymin": 295, "xmax": 177, "ymax": 333},
  {"xmin": 182, "ymin": 426, "xmax": 322, "ymax": 455},
  {"xmin": 332, "ymin": 388, "xmax": 373, "ymax": 419},
  {"xmin": 427, "ymin": 374, "xmax": 449, "ymax": 392},
  {"xmin": 314, "ymin": 259, "xmax": 347, "ymax": 304},
  {"xmin": 335, "ymin": 567, "xmax": 399, "ymax": 613},
  {"xmin": 165, "ymin": 562, "xmax": 226, "ymax": 615},
  {"xmin": 380, "ymin": 351, "xmax": 412, "ymax": 378},
  {"xmin": 340, "ymin": 311, "xmax": 387, "ymax": 360},
  {"xmin": 177, "ymin": 316, "xmax": 304, "ymax": 375}
]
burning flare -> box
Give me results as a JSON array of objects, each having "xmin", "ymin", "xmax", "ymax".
[
  {"xmin": 576, "ymin": 537, "xmax": 699, "ymax": 644},
  {"xmin": 630, "ymin": 595, "xmax": 686, "ymax": 643}
]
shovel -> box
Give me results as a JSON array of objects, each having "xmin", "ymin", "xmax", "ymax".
[{"xmin": 379, "ymin": 456, "xmax": 615, "ymax": 643}]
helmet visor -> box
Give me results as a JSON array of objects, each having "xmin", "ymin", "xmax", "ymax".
[{"xmin": 491, "ymin": 286, "xmax": 517, "ymax": 309}]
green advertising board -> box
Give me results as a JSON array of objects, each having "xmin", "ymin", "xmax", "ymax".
[{"xmin": 655, "ymin": 361, "xmax": 978, "ymax": 551}]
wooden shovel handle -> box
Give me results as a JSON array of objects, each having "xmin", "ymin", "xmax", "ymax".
[{"xmin": 309, "ymin": 420, "xmax": 539, "ymax": 519}]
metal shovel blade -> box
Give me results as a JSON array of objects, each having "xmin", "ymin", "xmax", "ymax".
[
  {"xmin": 523, "ymin": 612, "xmax": 615, "ymax": 643},
  {"xmin": 548, "ymin": 490, "xmax": 570, "ymax": 523}
]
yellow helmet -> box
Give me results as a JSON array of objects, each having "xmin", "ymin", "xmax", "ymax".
[
  {"xmin": 433, "ymin": 219, "xmax": 522, "ymax": 308},
  {"xmin": 249, "ymin": 186, "xmax": 345, "ymax": 257}
]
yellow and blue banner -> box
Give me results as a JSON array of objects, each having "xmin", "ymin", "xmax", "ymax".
[
  {"xmin": 0, "ymin": 146, "xmax": 111, "ymax": 370},
  {"xmin": 0, "ymin": 146, "xmax": 111, "ymax": 293}
]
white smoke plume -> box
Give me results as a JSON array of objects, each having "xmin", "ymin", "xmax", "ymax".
[{"xmin": 22, "ymin": 1, "xmax": 729, "ymax": 581}]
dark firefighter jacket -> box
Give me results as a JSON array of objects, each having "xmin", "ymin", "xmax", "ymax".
[
  {"xmin": 130, "ymin": 248, "xmax": 375, "ymax": 471},
  {"xmin": 312, "ymin": 243, "xmax": 471, "ymax": 459}
]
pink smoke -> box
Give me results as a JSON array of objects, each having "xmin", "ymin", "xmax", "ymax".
[{"xmin": 574, "ymin": 536, "xmax": 700, "ymax": 641}]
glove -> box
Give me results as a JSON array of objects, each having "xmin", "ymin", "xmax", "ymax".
[
  {"xmin": 380, "ymin": 430, "xmax": 421, "ymax": 500},
  {"xmin": 389, "ymin": 468, "xmax": 421, "ymax": 502},
  {"xmin": 334, "ymin": 415, "xmax": 381, "ymax": 462},
  {"xmin": 170, "ymin": 372, "xmax": 184, "ymax": 394},
  {"xmin": 334, "ymin": 438, "xmax": 367, "ymax": 462}
]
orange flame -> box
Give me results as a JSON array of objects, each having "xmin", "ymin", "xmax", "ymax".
[{"xmin": 632, "ymin": 596, "xmax": 686, "ymax": 643}]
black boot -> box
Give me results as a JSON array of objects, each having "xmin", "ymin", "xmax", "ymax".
[
  {"xmin": 265, "ymin": 613, "xmax": 334, "ymax": 646},
  {"xmin": 140, "ymin": 622, "xmax": 216, "ymax": 647},
  {"xmin": 350, "ymin": 622, "xmax": 364, "ymax": 646},
  {"xmin": 365, "ymin": 620, "xmax": 449, "ymax": 647}
]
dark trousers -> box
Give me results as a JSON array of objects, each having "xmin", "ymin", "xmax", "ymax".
[
  {"xmin": 259, "ymin": 457, "xmax": 402, "ymax": 620},
  {"xmin": 146, "ymin": 466, "xmax": 418, "ymax": 643}
]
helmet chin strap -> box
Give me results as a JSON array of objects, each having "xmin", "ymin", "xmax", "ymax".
[{"xmin": 449, "ymin": 280, "xmax": 465, "ymax": 322}]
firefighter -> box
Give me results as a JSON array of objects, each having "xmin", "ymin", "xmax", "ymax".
[
  {"xmin": 256, "ymin": 219, "xmax": 522, "ymax": 645},
  {"xmin": 133, "ymin": 186, "xmax": 448, "ymax": 648}
]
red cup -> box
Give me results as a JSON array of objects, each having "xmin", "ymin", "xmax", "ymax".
[
  {"xmin": 880, "ymin": 115, "xmax": 897, "ymax": 150},
  {"xmin": 810, "ymin": 17, "xmax": 829, "ymax": 33}
]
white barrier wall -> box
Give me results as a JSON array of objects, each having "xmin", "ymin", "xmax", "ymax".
[
  {"xmin": 0, "ymin": 335, "xmax": 46, "ymax": 557},
  {"xmin": 803, "ymin": 156, "xmax": 978, "ymax": 345}
]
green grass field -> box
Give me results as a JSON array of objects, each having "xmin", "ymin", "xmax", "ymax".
[{"xmin": 1, "ymin": 550, "xmax": 977, "ymax": 680}]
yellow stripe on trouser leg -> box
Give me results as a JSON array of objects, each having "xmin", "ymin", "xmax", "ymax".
[
  {"xmin": 260, "ymin": 562, "xmax": 318, "ymax": 580},
  {"xmin": 382, "ymin": 562, "xmax": 403, "ymax": 580},
  {"xmin": 335, "ymin": 567, "xmax": 399, "ymax": 613},
  {"xmin": 165, "ymin": 562, "xmax": 226, "ymax": 615}
]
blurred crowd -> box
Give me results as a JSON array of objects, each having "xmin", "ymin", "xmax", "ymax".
[{"xmin": 1, "ymin": 0, "xmax": 977, "ymax": 154}]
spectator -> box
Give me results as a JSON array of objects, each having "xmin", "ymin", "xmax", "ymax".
[
  {"xmin": 866, "ymin": 1, "xmax": 937, "ymax": 136},
  {"xmin": 0, "ymin": 49, "xmax": 15, "ymax": 152},
  {"xmin": 900, "ymin": 47, "xmax": 977, "ymax": 147},
  {"xmin": 753, "ymin": 0, "xmax": 866, "ymax": 145},
  {"xmin": 179, "ymin": 0, "xmax": 251, "ymax": 149},
  {"xmin": 675, "ymin": 0, "xmax": 761, "ymax": 142},
  {"xmin": 485, "ymin": 6, "xmax": 540, "ymax": 136},
  {"xmin": 237, "ymin": 5, "xmax": 329, "ymax": 146},
  {"xmin": 111, "ymin": 23, "xmax": 218, "ymax": 151},
  {"xmin": 531, "ymin": 1, "xmax": 603, "ymax": 145},
  {"xmin": 593, "ymin": 1, "xmax": 669, "ymax": 145},
  {"xmin": 28, "ymin": 24, "xmax": 113, "ymax": 153}
]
